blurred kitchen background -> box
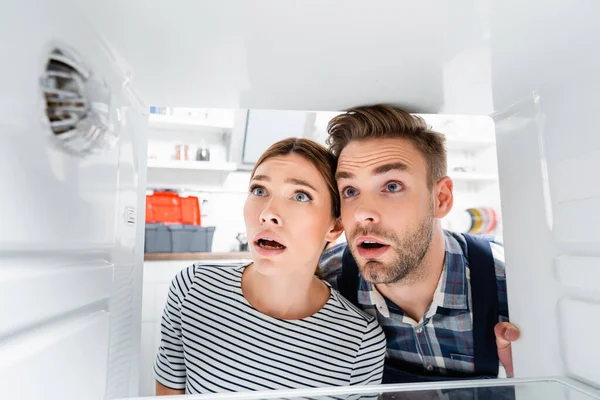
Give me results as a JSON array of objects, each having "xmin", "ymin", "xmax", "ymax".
[{"xmin": 139, "ymin": 106, "xmax": 502, "ymax": 396}]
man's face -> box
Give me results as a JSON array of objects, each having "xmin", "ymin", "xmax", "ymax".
[{"xmin": 336, "ymin": 138, "xmax": 435, "ymax": 284}]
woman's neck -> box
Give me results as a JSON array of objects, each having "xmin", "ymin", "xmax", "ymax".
[{"xmin": 241, "ymin": 262, "xmax": 330, "ymax": 320}]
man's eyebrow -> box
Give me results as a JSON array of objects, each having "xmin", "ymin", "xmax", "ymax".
[
  {"xmin": 373, "ymin": 162, "xmax": 410, "ymax": 175},
  {"xmin": 335, "ymin": 171, "xmax": 355, "ymax": 181},
  {"xmin": 285, "ymin": 178, "xmax": 317, "ymax": 191},
  {"xmin": 251, "ymin": 174, "xmax": 270, "ymax": 182},
  {"xmin": 336, "ymin": 163, "xmax": 410, "ymax": 180}
]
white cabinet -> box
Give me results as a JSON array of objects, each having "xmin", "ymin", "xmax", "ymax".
[
  {"xmin": 241, "ymin": 109, "xmax": 311, "ymax": 164},
  {"xmin": 146, "ymin": 109, "xmax": 237, "ymax": 189}
]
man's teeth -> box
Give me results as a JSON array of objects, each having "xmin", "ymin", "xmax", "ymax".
[{"xmin": 361, "ymin": 241, "xmax": 385, "ymax": 249}]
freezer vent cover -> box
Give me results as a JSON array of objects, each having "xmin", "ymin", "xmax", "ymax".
[{"xmin": 42, "ymin": 48, "xmax": 116, "ymax": 155}]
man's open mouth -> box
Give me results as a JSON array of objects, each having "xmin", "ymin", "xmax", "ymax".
[
  {"xmin": 354, "ymin": 236, "xmax": 391, "ymax": 258},
  {"xmin": 359, "ymin": 240, "xmax": 387, "ymax": 249}
]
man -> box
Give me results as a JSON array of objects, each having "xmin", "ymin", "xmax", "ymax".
[{"xmin": 319, "ymin": 105, "xmax": 520, "ymax": 383}]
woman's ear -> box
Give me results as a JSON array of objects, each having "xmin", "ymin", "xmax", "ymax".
[{"xmin": 324, "ymin": 218, "xmax": 344, "ymax": 243}]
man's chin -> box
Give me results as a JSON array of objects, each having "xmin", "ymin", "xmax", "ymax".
[{"xmin": 358, "ymin": 260, "xmax": 394, "ymax": 284}]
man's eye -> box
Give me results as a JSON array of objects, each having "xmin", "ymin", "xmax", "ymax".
[
  {"xmin": 342, "ymin": 187, "xmax": 358, "ymax": 198},
  {"xmin": 385, "ymin": 182, "xmax": 403, "ymax": 192},
  {"xmin": 294, "ymin": 192, "xmax": 311, "ymax": 202},
  {"xmin": 251, "ymin": 186, "xmax": 267, "ymax": 196}
]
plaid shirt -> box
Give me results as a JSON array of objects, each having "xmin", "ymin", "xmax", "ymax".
[{"xmin": 319, "ymin": 230, "xmax": 509, "ymax": 377}]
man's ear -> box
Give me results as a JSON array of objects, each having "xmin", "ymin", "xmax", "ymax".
[
  {"xmin": 325, "ymin": 218, "xmax": 344, "ymax": 243},
  {"xmin": 434, "ymin": 176, "xmax": 454, "ymax": 219}
]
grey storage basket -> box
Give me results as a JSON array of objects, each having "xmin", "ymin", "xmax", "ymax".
[{"xmin": 145, "ymin": 223, "xmax": 216, "ymax": 253}]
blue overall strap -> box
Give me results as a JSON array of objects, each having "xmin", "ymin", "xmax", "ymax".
[
  {"xmin": 337, "ymin": 245, "xmax": 360, "ymax": 307},
  {"xmin": 463, "ymin": 233, "xmax": 500, "ymax": 377}
]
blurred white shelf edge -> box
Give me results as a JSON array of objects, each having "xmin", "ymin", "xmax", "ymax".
[
  {"xmin": 445, "ymin": 136, "xmax": 496, "ymax": 151},
  {"xmin": 148, "ymin": 113, "xmax": 234, "ymax": 132},
  {"xmin": 450, "ymin": 171, "xmax": 498, "ymax": 183},
  {"xmin": 147, "ymin": 159, "xmax": 237, "ymax": 172}
]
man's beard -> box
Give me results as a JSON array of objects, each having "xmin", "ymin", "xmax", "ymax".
[{"xmin": 349, "ymin": 211, "xmax": 434, "ymax": 285}]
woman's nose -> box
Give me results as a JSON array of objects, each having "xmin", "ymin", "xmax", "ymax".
[{"xmin": 259, "ymin": 201, "xmax": 282, "ymax": 226}]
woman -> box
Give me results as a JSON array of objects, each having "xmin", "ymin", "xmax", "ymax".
[{"xmin": 154, "ymin": 138, "xmax": 386, "ymax": 395}]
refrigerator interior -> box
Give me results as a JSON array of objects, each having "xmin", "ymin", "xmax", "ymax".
[{"xmin": 1, "ymin": 0, "xmax": 600, "ymax": 399}]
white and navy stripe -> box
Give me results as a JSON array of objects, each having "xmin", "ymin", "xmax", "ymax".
[{"xmin": 154, "ymin": 264, "xmax": 386, "ymax": 395}]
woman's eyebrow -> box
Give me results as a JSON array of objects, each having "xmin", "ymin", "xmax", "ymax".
[
  {"xmin": 285, "ymin": 178, "xmax": 317, "ymax": 191},
  {"xmin": 251, "ymin": 174, "xmax": 270, "ymax": 182}
]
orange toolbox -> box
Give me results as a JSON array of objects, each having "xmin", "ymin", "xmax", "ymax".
[{"xmin": 145, "ymin": 191, "xmax": 201, "ymax": 226}]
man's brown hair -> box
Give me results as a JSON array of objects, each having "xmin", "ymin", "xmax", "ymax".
[{"xmin": 326, "ymin": 105, "xmax": 447, "ymax": 188}]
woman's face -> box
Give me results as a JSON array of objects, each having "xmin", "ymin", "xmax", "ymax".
[{"xmin": 243, "ymin": 153, "xmax": 342, "ymax": 277}]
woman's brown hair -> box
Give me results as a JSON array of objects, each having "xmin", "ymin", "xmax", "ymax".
[{"xmin": 251, "ymin": 137, "xmax": 340, "ymax": 219}]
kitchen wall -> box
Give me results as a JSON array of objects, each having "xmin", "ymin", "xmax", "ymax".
[{"xmin": 145, "ymin": 108, "xmax": 503, "ymax": 252}]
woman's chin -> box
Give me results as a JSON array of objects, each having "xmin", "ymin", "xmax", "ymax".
[{"xmin": 250, "ymin": 260, "xmax": 285, "ymax": 277}]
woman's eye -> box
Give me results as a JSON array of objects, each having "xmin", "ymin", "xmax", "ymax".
[
  {"xmin": 342, "ymin": 187, "xmax": 358, "ymax": 198},
  {"xmin": 294, "ymin": 192, "xmax": 311, "ymax": 202},
  {"xmin": 251, "ymin": 186, "xmax": 267, "ymax": 196},
  {"xmin": 385, "ymin": 182, "xmax": 403, "ymax": 192}
]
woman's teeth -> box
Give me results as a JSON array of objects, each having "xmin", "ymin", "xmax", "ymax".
[{"xmin": 258, "ymin": 239, "xmax": 285, "ymax": 249}]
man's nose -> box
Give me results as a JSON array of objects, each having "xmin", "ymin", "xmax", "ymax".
[
  {"xmin": 260, "ymin": 199, "xmax": 283, "ymax": 226},
  {"xmin": 353, "ymin": 199, "xmax": 381, "ymax": 224}
]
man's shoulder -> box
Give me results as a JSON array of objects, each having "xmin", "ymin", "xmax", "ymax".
[
  {"xmin": 318, "ymin": 242, "xmax": 348, "ymax": 289},
  {"xmin": 445, "ymin": 230, "xmax": 505, "ymax": 278},
  {"xmin": 445, "ymin": 230, "xmax": 509, "ymax": 320}
]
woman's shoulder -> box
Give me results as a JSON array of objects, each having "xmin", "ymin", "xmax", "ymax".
[
  {"xmin": 169, "ymin": 262, "xmax": 247, "ymax": 302},
  {"xmin": 323, "ymin": 282, "xmax": 379, "ymax": 326}
]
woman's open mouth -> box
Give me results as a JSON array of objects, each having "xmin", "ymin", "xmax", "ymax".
[
  {"xmin": 257, "ymin": 238, "xmax": 286, "ymax": 250},
  {"xmin": 253, "ymin": 234, "xmax": 287, "ymax": 257}
]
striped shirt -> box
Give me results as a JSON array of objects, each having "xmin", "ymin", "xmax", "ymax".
[
  {"xmin": 319, "ymin": 230, "xmax": 509, "ymax": 377},
  {"xmin": 154, "ymin": 264, "xmax": 387, "ymax": 394}
]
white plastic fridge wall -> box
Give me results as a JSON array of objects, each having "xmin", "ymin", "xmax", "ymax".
[
  {"xmin": 489, "ymin": 2, "xmax": 600, "ymax": 386},
  {"xmin": 0, "ymin": 1, "xmax": 147, "ymax": 399},
  {"xmin": 87, "ymin": 0, "xmax": 600, "ymax": 390}
]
